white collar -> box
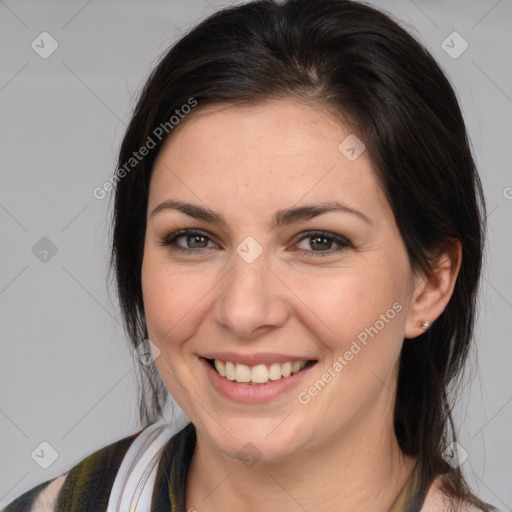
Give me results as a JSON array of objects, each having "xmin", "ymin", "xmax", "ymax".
[{"xmin": 107, "ymin": 420, "xmax": 175, "ymax": 512}]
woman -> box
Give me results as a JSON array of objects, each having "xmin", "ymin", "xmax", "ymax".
[{"xmin": 2, "ymin": 0, "xmax": 498, "ymax": 510}]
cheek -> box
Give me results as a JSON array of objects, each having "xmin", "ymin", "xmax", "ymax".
[
  {"xmin": 294, "ymin": 268, "xmax": 408, "ymax": 412},
  {"xmin": 141, "ymin": 256, "xmax": 214, "ymax": 350},
  {"xmin": 289, "ymin": 262, "xmax": 406, "ymax": 347}
]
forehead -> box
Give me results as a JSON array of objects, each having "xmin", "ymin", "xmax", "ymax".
[{"xmin": 149, "ymin": 100, "xmax": 387, "ymax": 219}]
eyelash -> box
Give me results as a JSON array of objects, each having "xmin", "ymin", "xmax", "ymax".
[{"xmin": 158, "ymin": 229, "xmax": 351, "ymax": 257}]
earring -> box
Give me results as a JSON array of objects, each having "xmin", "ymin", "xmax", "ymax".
[{"xmin": 418, "ymin": 319, "xmax": 430, "ymax": 329}]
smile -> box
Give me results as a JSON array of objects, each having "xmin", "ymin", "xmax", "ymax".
[
  {"xmin": 208, "ymin": 358, "xmax": 313, "ymax": 385},
  {"xmin": 200, "ymin": 355, "xmax": 317, "ymax": 403}
]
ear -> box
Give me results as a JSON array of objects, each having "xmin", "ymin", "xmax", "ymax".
[{"xmin": 404, "ymin": 239, "xmax": 462, "ymax": 339}]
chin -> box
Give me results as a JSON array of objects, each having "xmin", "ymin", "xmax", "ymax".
[{"xmin": 197, "ymin": 413, "xmax": 311, "ymax": 464}]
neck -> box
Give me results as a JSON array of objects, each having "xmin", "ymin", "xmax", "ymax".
[{"xmin": 185, "ymin": 401, "xmax": 417, "ymax": 512}]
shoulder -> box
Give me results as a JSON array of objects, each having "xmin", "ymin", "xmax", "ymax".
[
  {"xmin": 420, "ymin": 476, "xmax": 489, "ymax": 512},
  {"xmin": 1, "ymin": 429, "xmax": 143, "ymax": 512},
  {"xmin": 29, "ymin": 473, "xmax": 68, "ymax": 512},
  {"xmin": 0, "ymin": 473, "xmax": 68, "ymax": 512}
]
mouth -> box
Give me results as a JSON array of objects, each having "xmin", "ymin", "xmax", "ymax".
[{"xmin": 202, "ymin": 357, "xmax": 317, "ymax": 385}]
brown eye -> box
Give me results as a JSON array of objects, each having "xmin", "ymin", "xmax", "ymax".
[
  {"xmin": 185, "ymin": 234, "xmax": 209, "ymax": 248},
  {"xmin": 160, "ymin": 229, "xmax": 217, "ymax": 253},
  {"xmin": 309, "ymin": 236, "xmax": 333, "ymax": 251},
  {"xmin": 295, "ymin": 231, "xmax": 351, "ymax": 256}
]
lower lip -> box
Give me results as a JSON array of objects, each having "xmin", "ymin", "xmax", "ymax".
[{"xmin": 200, "ymin": 357, "xmax": 316, "ymax": 404}]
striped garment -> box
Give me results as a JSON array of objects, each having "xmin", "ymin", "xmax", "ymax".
[{"xmin": 2, "ymin": 420, "xmax": 428, "ymax": 512}]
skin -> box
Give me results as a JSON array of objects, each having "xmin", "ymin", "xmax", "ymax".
[{"xmin": 141, "ymin": 99, "xmax": 461, "ymax": 512}]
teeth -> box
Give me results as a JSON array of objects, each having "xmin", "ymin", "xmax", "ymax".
[
  {"xmin": 292, "ymin": 361, "xmax": 303, "ymax": 374},
  {"xmin": 235, "ymin": 364, "xmax": 251, "ymax": 383},
  {"xmin": 281, "ymin": 362, "xmax": 292, "ymax": 378},
  {"xmin": 212, "ymin": 359, "xmax": 308, "ymax": 384},
  {"xmin": 214, "ymin": 359, "xmax": 225, "ymax": 377},
  {"xmin": 251, "ymin": 364, "xmax": 269, "ymax": 383},
  {"xmin": 225, "ymin": 361, "xmax": 236, "ymax": 381},
  {"xmin": 268, "ymin": 362, "xmax": 282, "ymax": 380}
]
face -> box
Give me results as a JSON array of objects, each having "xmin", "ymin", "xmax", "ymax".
[{"xmin": 141, "ymin": 99, "xmax": 417, "ymax": 464}]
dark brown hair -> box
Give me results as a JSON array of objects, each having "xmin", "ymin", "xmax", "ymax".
[{"xmin": 109, "ymin": 0, "xmax": 491, "ymax": 509}]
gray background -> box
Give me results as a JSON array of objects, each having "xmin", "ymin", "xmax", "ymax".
[{"xmin": 0, "ymin": 0, "xmax": 510, "ymax": 509}]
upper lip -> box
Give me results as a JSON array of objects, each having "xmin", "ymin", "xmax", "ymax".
[{"xmin": 200, "ymin": 352, "xmax": 317, "ymax": 366}]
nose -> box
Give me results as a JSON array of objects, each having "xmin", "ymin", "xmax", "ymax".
[{"xmin": 212, "ymin": 253, "xmax": 290, "ymax": 339}]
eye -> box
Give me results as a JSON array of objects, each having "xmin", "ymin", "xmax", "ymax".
[
  {"xmin": 158, "ymin": 229, "xmax": 351, "ymax": 257},
  {"xmin": 159, "ymin": 229, "xmax": 217, "ymax": 253},
  {"xmin": 294, "ymin": 231, "xmax": 351, "ymax": 256}
]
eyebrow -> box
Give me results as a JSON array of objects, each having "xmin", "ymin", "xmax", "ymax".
[{"xmin": 150, "ymin": 199, "xmax": 371, "ymax": 227}]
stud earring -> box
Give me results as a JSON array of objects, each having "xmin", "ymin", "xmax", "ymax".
[{"xmin": 418, "ymin": 319, "xmax": 430, "ymax": 329}]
